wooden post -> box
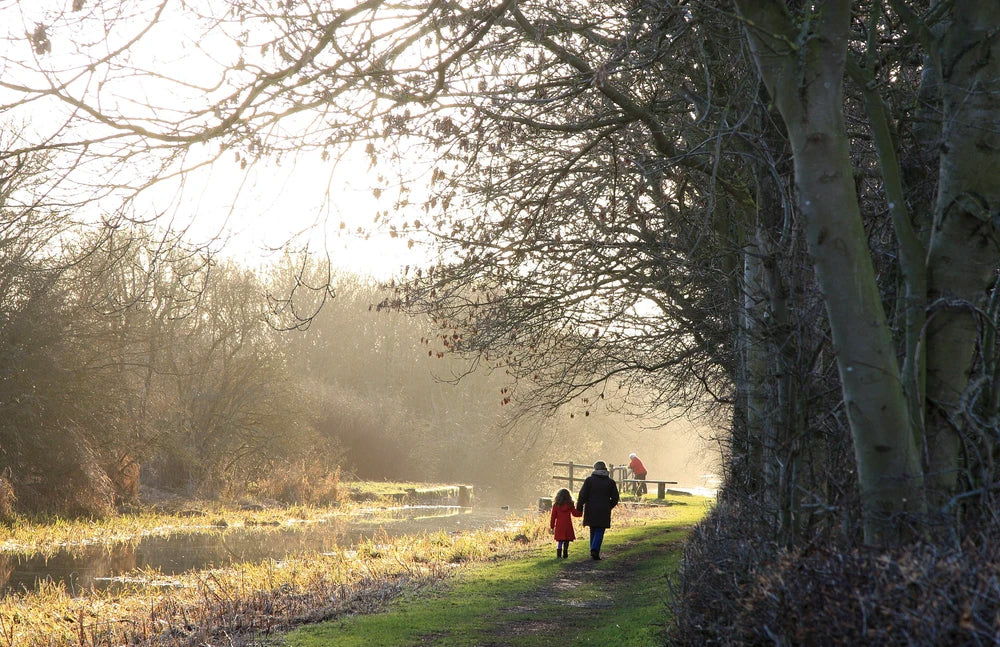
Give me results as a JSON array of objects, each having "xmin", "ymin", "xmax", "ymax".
[
  {"xmin": 657, "ymin": 482, "xmax": 666, "ymax": 499},
  {"xmin": 568, "ymin": 463, "xmax": 575, "ymax": 491}
]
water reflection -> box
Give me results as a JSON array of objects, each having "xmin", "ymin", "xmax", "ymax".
[{"xmin": 1, "ymin": 505, "xmax": 512, "ymax": 598}]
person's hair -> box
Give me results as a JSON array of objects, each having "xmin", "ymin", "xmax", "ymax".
[{"xmin": 554, "ymin": 488, "xmax": 574, "ymax": 506}]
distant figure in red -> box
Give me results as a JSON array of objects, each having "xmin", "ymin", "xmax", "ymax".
[
  {"xmin": 628, "ymin": 452, "xmax": 648, "ymax": 495},
  {"xmin": 549, "ymin": 488, "xmax": 582, "ymax": 558}
]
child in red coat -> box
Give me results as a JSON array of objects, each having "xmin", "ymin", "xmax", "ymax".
[{"xmin": 550, "ymin": 488, "xmax": 582, "ymax": 558}]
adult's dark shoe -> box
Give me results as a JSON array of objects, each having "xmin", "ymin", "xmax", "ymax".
[{"xmin": 591, "ymin": 550, "xmax": 601, "ymax": 560}]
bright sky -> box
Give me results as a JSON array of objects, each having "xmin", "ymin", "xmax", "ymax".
[
  {"xmin": 143, "ymin": 143, "xmax": 433, "ymax": 279},
  {"xmin": 2, "ymin": 0, "xmax": 437, "ymax": 280}
]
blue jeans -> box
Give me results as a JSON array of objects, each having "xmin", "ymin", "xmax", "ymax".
[{"xmin": 589, "ymin": 527, "xmax": 606, "ymax": 552}]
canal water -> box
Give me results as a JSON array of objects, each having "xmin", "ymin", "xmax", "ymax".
[{"xmin": 1, "ymin": 505, "xmax": 518, "ymax": 598}]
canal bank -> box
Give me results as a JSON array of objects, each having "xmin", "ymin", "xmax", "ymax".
[
  {"xmin": 0, "ymin": 504, "xmax": 501, "ymax": 598},
  {"xmin": 276, "ymin": 495, "xmax": 712, "ymax": 647},
  {"xmin": 0, "ymin": 486, "xmax": 710, "ymax": 646},
  {"xmin": 0, "ymin": 481, "xmax": 485, "ymax": 598},
  {"xmin": 0, "ymin": 481, "xmax": 530, "ymax": 646}
]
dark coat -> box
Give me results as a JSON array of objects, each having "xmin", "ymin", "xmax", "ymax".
[{"xmin": 576, "ymin": 471, "xmax": 620, "ymax": 528}]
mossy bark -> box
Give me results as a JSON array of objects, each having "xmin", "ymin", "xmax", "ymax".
[
  {"xmin": 923, "ymin": 3, "xmax": 1000, "ymax": 508},
  {"xmin": 735, "ymin": 0, "xmax": 924, "ymax": 544}
]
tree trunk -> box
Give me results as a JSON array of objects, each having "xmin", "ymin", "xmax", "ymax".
[
  {"xmin": 923, "ymin": 2, "xmax": 1000, "ymax": 508},
  {"xmin": 847, "ymin": 55, "xmax": 929, "ymax": 452},
  {"xmin": 741, "ymin": 243, "xmax": 770, "ymax": 496},
  {"xmin": 746, "ymin": 126, "xmax": 804, "ymax": 542},
  {"xmin": 735, "ymin": 0, "xmax": 923, "ymax": 544}
]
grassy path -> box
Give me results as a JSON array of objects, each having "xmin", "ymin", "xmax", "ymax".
[{"xmin": 275, "ymin": 499, "xmax": 708, "ymax": 646}]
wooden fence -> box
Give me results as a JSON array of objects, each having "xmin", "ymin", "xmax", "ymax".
[{"xmin": 551, "ymin": 461, "xmax": 678, "ymax": 499}]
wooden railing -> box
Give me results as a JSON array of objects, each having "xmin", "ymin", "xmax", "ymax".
[
  {"xmin": 551, "ymin": 461, "xmax": 598, "ymax": 491},
  {"xmin": 552, "ymin": 461, "xmax": 678, "ymax": 499}
]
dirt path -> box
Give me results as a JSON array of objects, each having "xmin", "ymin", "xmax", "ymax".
[
  {"xmin": 270, "ymin": 504, "xmax": 697, "ymax": 646},
  {"xmin": 462, "ymin": 534, "xmax": 673, "ymax": 646},
  {"xmin": 489, "ymin": 560, "xmax": 621, "ymax": 642}
]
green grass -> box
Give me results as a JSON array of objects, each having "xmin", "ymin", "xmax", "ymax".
[{"xmin": 277, "ymin": 496, "xmax": 710, "ymax": 646}]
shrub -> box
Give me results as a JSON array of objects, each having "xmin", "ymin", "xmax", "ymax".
[
  {"xmin": 673, "ymin": 493, "xmax": 1000, "ymax": 645},
  {"xmin": 0, "ymin": 475, "xmax": 15, "ymax": 524},
  {"xmin": 253, "ymin": 462, "xmax": 342, "ymax": 506}
]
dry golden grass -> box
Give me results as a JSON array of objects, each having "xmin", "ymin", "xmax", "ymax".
[
  {"xmin": 0, "ymin": 490, "xmax": 687, "ymax": 646},
  {"xmin": 0, "ymin": 509, "xmax": 549, "ymax": 646},
  {"xmin": 0, "ymin": 504, "xmax": 342, "ymax": 556},
  {"xmin": 0, "ymin": 480, "xmax": 466, "ymax": 557}
]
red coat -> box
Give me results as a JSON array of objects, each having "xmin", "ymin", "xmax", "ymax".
[
  {"xmin": 629, "ymin": 456, "xmax": 647, "ymax": 476},
  {"xmin": 550, "ymin": 502, "xmax": 582, "ymax": 541}
]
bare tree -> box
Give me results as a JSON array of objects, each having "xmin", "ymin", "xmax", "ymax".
[{"xmin": 7, "ymin": 0, "xmax": 1000, "ymax": 545}]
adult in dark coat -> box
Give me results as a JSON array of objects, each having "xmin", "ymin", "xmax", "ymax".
[{"xmin": 576, "ymin": 461, "xmax": 620, "ymax": 560}]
